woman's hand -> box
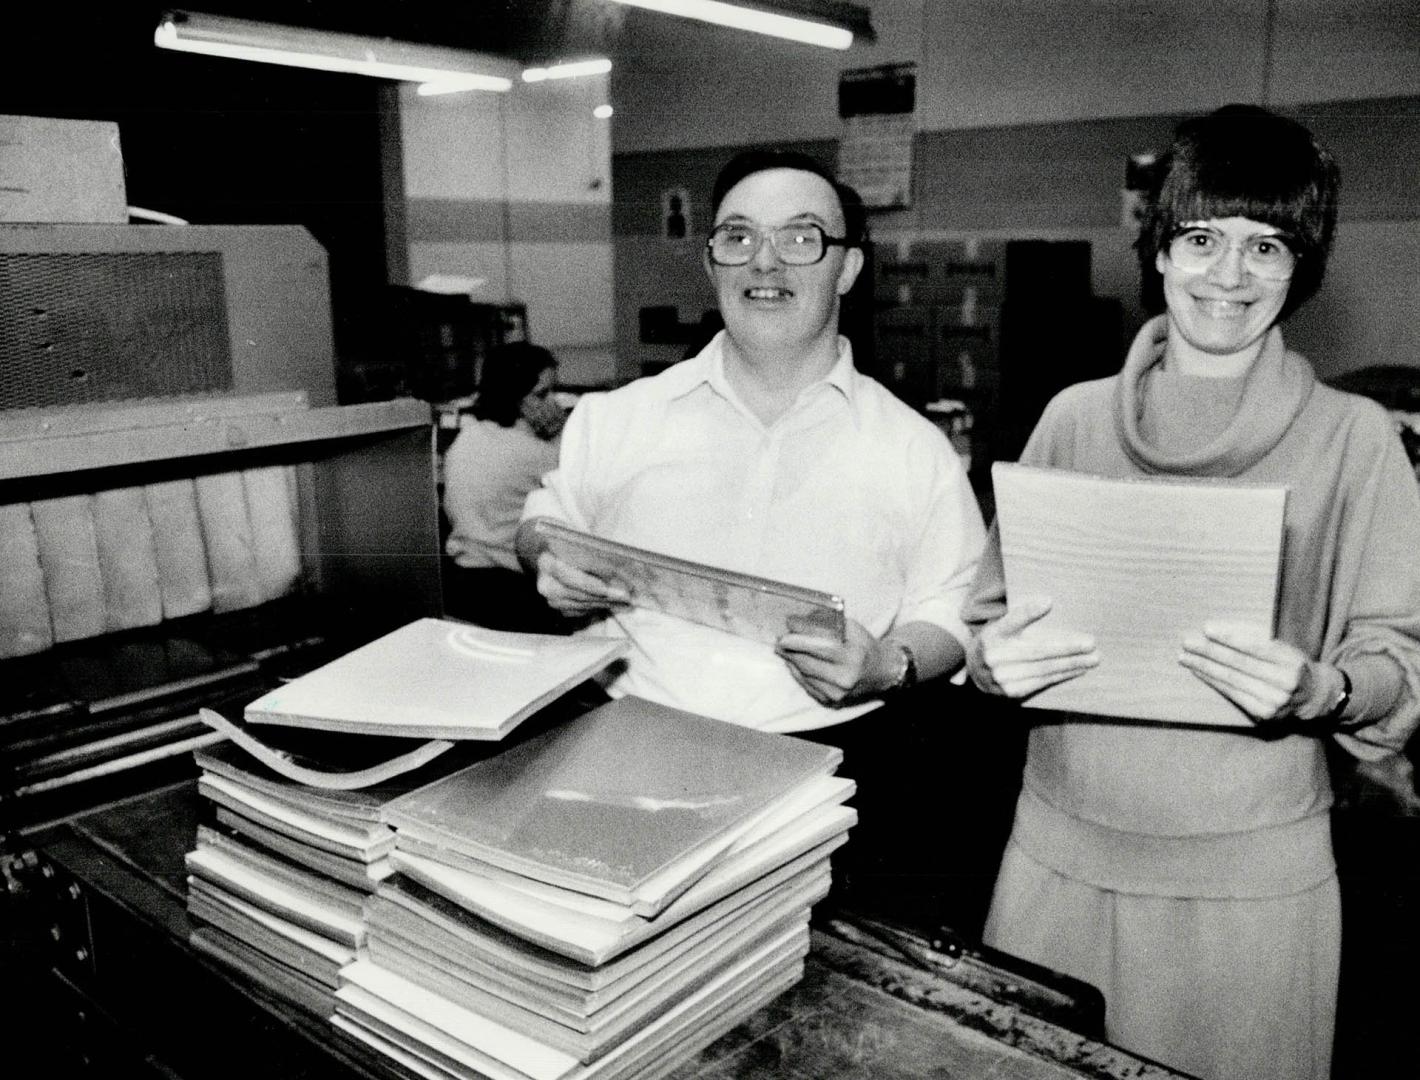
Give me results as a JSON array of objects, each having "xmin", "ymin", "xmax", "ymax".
[
  {"xmin": 533, "ymin": 551, "xmax": 630, "ymax": 618},
  {"xmin": 776, "ymin": 619, "xmax": 897, "ymax": 707},
  {"xmin": 967, "ymin": 598, "xmax": 1098, "ymax": 698},
  {"xmin": 1178, "ymin": 621, "xmax": 1339, "ymax": 725}
]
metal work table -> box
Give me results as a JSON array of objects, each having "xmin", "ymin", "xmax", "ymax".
[{"xmin": 4, "ymin": 780, "xmax": 1191, "ymax": 1080}]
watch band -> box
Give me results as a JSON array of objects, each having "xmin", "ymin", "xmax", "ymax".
[
  {"xmin": 1321, "ymin": 667, "xmax": 1353, "ymax": 727},
  {"xmin": 889, "ymin": 640, "xmax": 918, "ymax": 691}
]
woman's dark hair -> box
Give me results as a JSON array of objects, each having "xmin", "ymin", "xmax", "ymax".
[
  {"xmin": 710, "ymin": 149, "xmax": 869, "ymax": 247},
  {"xmin": 473, "ymin": 342, "xmax": 557, "ymax": 427},
  {"xmin": 1136, "ymin": 104, "xmax": 1340, "ymax": 319}
]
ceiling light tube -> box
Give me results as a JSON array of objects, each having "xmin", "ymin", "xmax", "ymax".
[
  {"xmin": 417, "ymin": 81, "xmax": 483, "ymax": 97},
  {"xmin": 155, "ymin": 10, "xmax": 516, "ymax": 91},
  {"xmin": 607, "ymin": 0, "xmax": 857, "ymax": 50},
  {"xmin": 522, "ymin": 58, "xmax": 613, "ymax": 83}
]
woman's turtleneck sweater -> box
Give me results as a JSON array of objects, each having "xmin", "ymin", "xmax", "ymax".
[{"xmin": 964, "ymin": 316, "xmax": 1420, "ymax": 898}]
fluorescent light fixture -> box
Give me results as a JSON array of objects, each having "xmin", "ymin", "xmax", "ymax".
[
  {"xmin": 154, "ymin": 10, "xmax": 516, "ymax": 92},
  {"xmin": 594, "ymin": 104, "xmax": 615, "ymax": 119},
  {"xmin": 606, "ymin": 0, "xmax": 870, "ymax": 50},
  {"xmin": 417, "ymin": 81, "xmax": 482, "ymax": 97},
  {"xmin": 522, "ymin": 58, "xmax": 613, "ymax": 83}
]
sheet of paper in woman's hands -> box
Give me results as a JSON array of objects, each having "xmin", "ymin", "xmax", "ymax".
[
  {"xmin": 992, "ymin": 463, "xmax": 1287, "ymax": 727},
  {"xmin": 242, "ymin": 618, "xmax": 628, "ymax": 740}
]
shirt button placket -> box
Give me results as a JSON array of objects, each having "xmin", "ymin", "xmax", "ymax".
[{"xmin": 741, "ymin": 432, "xmax": 777, "ymax": 566}]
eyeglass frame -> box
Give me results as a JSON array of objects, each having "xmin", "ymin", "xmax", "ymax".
[
  {"xmin": 705, "ymin": 221, "xmax": 855, "ymax": 267},
  {"xmin": 1164, "ymin": 224, "xmax": 1300, "ymax": 281}
]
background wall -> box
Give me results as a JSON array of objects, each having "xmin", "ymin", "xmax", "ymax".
[
  {"xmin": 610, "ymin": 0, "xmax": 1420, "ymax": 151},
  {"xmin": 384, "ymin": 76, "xmax": 616, "ymax": 388},
  {"xmin": 607, "ymin": 1, "xmax": 1420, "ymax": 385}
]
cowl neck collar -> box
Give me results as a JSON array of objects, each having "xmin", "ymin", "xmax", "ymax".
[{"xmin": 1113, "ymin": 315, "xmax": 1315, "ymax": 477}]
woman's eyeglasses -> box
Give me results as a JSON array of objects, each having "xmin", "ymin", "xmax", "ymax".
[
  {"xmin": 1167, "ymin": 226, "xmax": 1298, "ymax": 280},
  {"xmin": 707, "ymin": 222, "xmax": 852, "ymax": 266}
]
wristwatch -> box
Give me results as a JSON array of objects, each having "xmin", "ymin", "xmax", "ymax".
[
  {"xmin": 1321, "ymin": 667, "xmax": 1353, "ymax": 727},
  {"xmin": 889, "ymin": 640, "xmax": 918, "ymax": 691}
]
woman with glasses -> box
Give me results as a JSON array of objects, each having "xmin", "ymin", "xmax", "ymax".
[{"xmin": 963, "ymin": 104, "xmax": 1420, "ymax": 1080}]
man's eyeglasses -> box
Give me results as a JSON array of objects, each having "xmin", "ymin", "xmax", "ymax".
[
  {"xmin": 706, "ymin": 222, "xmax": 852, "ymax": 267},
  {"xmin": 1166, "ymin": 226, "xmax": 1298, "ymax": 281}
]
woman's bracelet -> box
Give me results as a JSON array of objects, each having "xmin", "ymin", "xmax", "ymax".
[{"xmin": 1320, "ymin": 667, "xmax": 1353, "ymax": 727}]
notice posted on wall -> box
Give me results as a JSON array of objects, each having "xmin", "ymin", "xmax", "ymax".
[
  {"xmin": 837, "ymin": 63, "xmax": 916, "ymax": 210},
  {"xmin": 1121, "ymin": 150, "xmax": 1162, "ymax": 228}
]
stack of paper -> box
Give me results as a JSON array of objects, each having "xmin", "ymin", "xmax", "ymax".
[
  {"xmin": 185, "ymin": 822, "xmax": 365, "ymax": 1018},
  {"xmin": 183, "ymin": 618, "xmax": 630, "ymax": 1019},
  {"xmin": 195, "ymin": 741, "xmax": 407, "ymax": 890},
  {"xmin": 184, "ymin": 741, "xmax": 500, "ymax": 1018},
  {"xmin": 992, "ymin": 462, "xmax": 1286, "ymax": 727},
  {"xmin": 242, "ymin": 618, "xmax": 630, "ymax": 740},
  {"xmin": 334, "ymin": 695, "xmax": 856, "ymax": 1080}
]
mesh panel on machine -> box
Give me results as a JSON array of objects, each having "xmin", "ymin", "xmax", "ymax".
[{"xmin": 0, "ymin": 251, "xmax": 233, "ymax": 410}]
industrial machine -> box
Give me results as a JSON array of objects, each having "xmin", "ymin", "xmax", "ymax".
[
  {"xmin": 0, "ymin": 223, "xmax": 443, "ymax": 837},
  {"xmin": 0, "ymin": 224, "xmax": 340, "ymax": 411}
]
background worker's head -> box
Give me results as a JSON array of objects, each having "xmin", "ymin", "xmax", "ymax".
[
  {"xmin": 473, "ymin": 342, "xmax": 561, "ymax": 436},
  {"xmin": 705, "ymin": 150, "xmax": 866, "ymax": 356}
]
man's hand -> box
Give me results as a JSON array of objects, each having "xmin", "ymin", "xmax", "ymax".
[
  {"xmin": 516, "ymin": 518, "xmax": 629, "ymax": 618},
  {"xmin": 1178, "ymin": 620, "xmax": 1339, "ymax": 726},
  {"xmin": 532, "ymin": 550, "xmax": 630, "ymax": 618},
  {"xmin": 775, "ymin": 619, "xmax": 902, "ymax": 707},
  {"xmin": 967, "ymin": 598, "xmax": 1098, "ymax": 698}
]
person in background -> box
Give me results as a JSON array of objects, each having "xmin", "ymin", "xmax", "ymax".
[
  {"xmin": 443, "ymin": 342, "xmax": 567, "ymax": 632},
  {"xmin": 516, "ymin": 148, "xmax": 985, "ymax": 735},
  {"xmin": 963, "ymin": 104, "xmax": 1420, "ymax": 1080}
]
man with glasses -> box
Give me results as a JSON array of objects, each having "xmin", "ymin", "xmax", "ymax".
[{"xmin": 515, "ymin": 149, "xmax": 986, "ymax": 736}]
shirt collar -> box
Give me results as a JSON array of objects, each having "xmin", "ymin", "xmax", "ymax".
[{"xmin": 674, "ymin": 331, "xmax": 859, "ymax": 411}]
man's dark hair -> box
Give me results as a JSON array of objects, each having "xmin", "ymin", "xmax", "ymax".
[
  {"xmin": 710, "ymin": 149, "xmax": 868, "ymax": 247},
  {"xmin": 1136, "ymin": 103, "xmax": 1340, "ymax": 319},
  {"xmin": 473, "ymin": 342, "xmax": 557, "ymax": 427}
]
